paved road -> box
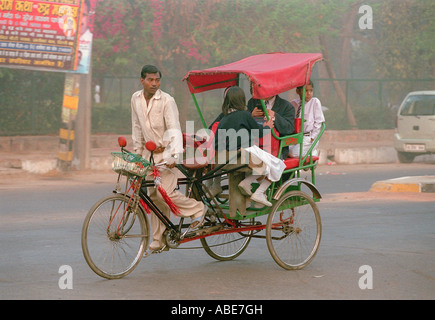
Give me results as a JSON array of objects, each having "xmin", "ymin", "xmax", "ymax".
[{"xmin": 0, "ymin": 163, "xmax": 434, "ymax": 301}]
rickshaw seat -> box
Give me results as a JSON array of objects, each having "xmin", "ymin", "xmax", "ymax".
[
  {"xmin": 284, "ymin": 156, "xmax": 319, "ymax": 170},
  {"xmin": 181, "ymin": 156, "xmax": 209, "ymax": 170}
]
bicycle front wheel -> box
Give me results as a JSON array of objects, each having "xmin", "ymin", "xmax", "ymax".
[
  {"xmin": 266, "ymin": 191, "xmax": 321, "ymax": 270},
  {"xmin": 81, "ymin": 194, "xmax": 150, "ymax": 279}
]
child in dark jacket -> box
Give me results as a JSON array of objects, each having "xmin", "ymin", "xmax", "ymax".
[{"xmin": 209, "ymin": 86, "xmax": 279, "ymax": 206}]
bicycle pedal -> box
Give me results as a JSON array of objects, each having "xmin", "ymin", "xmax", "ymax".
[{"xmin": 180, "ymin": 227, "xmax": 193, "ymax": 240}]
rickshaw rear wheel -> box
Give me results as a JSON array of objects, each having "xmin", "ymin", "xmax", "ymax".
[
  {"xmin": 200, "ymin": 219, "xmax": 254, "ymax": 261},
  {"xmin": 266, "ymin": 190, "xmax": 321, "ymax": 270}
]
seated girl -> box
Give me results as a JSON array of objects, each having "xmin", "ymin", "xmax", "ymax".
[{"xmin": 209, "ymin": 86, "xmax": 285, "ymax": 207}]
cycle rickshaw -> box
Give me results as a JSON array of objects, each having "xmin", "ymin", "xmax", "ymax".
[{"xmin": 81, "ymin": 52, "xmax": 325, "ymax": 279}]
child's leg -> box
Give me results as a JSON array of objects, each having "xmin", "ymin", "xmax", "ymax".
[
  {"xmin": 238, "ymin": 174, "xmax": 259, "ymax": 196},
  {"xmin": 205, "ymin": 176, "xmax": 222, "ymax": 197},
  {"xmin": 250, "ymin": 177, "xmax": 272, "ymax": 206}
]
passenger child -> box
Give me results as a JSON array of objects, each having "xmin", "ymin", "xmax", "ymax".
[{"xmin": 289, "ymin": 80, "xmax": 325, "ymax": 157}]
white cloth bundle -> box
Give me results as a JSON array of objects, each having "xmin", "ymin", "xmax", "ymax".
[{"xmin": 242, "ymin": 145, "xmax": 285, "ymax": 182}]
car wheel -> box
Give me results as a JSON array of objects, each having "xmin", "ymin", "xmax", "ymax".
[{"xmin": 397, "ymin": 151, "xmax": 415, "ymax": 163}]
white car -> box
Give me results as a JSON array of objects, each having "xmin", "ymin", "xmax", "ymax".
[{"xmin": 394, "ymin": 91, "xmax": 435, "ymax": 163}]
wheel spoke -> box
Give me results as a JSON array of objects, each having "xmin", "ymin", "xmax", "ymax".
[
  {"xmin": 200, "ymin": 219, "xmax": 254, "ymax": 261},
  {"xmin": 266, "ymin": 191, "xmax": 321, "ymax": 270},
  {"xmin": 81, "ymin": 195, "xmax": 149, "ymax": 279}
]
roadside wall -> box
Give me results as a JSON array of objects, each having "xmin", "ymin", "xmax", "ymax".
[{"xmin": 0, "ymin": 130, "xmax": 399, "ymax": 167}]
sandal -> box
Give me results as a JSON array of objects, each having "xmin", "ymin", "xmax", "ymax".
[
  {"xmin": 190, "ymin": 214, "xmax": 205, "ymax": 229},
  {"xmin": 181, "ymin": 207, "xmax": 207, "ymax": 239}
]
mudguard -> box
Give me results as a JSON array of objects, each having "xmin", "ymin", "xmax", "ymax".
[{"xmin": 273, "ymin": 178, "xmax": 322, "ymax": 201}]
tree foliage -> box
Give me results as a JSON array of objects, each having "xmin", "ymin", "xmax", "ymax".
[
  {"xmin": 0, "ymin": 70, "xmax": 64, "ymax": 135},
  {"xmin": 374, "ymin": 0, "xmax": 435, "ymax": 79},
  {"xmin": 90, "ymin": 0, "xmax": 434, "ymax": 81},
  {"xmin": 91, "ymin": 0, "xmax": 348, "ymax": 78}
]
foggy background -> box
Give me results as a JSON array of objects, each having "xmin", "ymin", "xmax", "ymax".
[{"xmin": 1, "ymin": 0, "xmax": 434, "ymax": 135}]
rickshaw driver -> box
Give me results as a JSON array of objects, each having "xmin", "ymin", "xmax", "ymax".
[{"xmin": 131, "ymin": 65, "xmax": 206, "ymax": 255}]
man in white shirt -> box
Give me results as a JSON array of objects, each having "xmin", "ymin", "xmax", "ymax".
[
  {"xmin": 289, "ymin": 81, "xmax": 325, "ymax": 157},
  {"xmin": 131, "ymin": 65, "xmax": 205, "ymax": 254}
]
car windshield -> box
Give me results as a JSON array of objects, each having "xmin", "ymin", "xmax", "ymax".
[{"xmin": 400, "ymin": 95, "xmax": 435, "ymax": 116}]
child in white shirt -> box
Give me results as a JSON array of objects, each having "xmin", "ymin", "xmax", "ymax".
[{"xmin": 289, "ymin": 81, "xmax": 325, "ymax": 157}]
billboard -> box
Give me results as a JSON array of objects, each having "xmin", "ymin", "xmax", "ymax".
[{"xmin": 0, "ymin": 0, "xmax": 96, "ymax": 73}]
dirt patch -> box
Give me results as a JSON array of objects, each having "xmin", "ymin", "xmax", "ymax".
[{"xmin": 323, "ymin": 192, "xmax": 435, "ymax": 203}]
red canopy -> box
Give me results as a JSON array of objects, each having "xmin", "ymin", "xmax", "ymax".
[{"xmin": 183, "ymin": 52, "xmax": 323, "ymax": 99}]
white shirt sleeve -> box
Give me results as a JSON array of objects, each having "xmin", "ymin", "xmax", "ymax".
[
  {"xmin": 131, "ymin": 92, "xmax": 145, "ymax": 155},
  {"xmin": 305, "ymin": 98, "xmax": 325, "ymax": 140},
  {"xmin": 162, "ymin": 96, "xmax": 184, "ymax": 159}
]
